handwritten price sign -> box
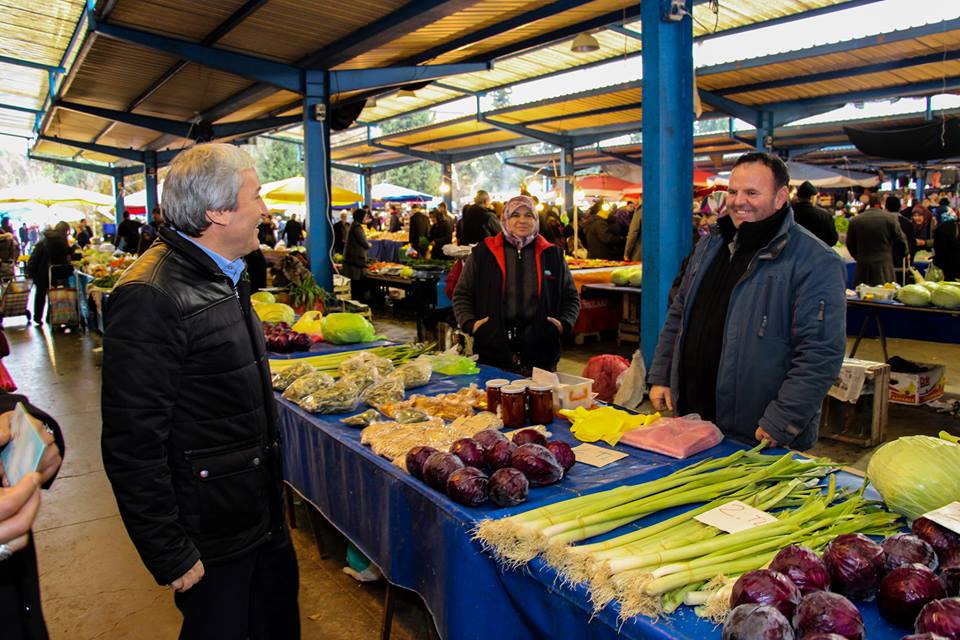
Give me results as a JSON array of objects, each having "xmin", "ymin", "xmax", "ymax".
[{"xmin": 695, "ymin": 500, "xmax": 778, "ymax": 533}]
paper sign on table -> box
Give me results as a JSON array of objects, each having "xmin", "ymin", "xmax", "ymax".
[
  {"xmin": 0, "ymin": 403, "xmax": 46, "ymax": 486},
  {"xmin": 924, "ymin": 501, "xmax": 960, "ymax": 535},
  {"xmin": 695, "ymin": 500, "xmax": 778, "ymax": 533},
  {"xmin": 571, "ymin": 443, "xmax": 628, "ymax": 468}
]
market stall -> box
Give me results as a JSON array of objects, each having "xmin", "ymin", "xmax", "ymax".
[
  {"xmin": 277, "ymin": 364, "xmax": 918, "ymax": 640},
  {"xmin": 847, "ymin": 296, "xmax": 960, "ymax": 356}
]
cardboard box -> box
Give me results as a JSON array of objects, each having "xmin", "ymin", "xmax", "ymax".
[
  {"xmin": 531, "ymin": 368, "xmax": 595, "ymax": 411},
  {"xmin": 889, "ymin": 363, "xmax": 945, "ymax": 405}
]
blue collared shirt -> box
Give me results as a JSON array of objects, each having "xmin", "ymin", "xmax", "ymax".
[{"xmin": 176, "ymin": 230, "xmax": 246, "ymax": 286}]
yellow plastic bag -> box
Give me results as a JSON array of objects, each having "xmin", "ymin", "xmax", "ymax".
[
  {"xmin": 560, "ymin": 406, "xmax": 660, "ymax": 446},
  {"xmin": 292, "ymin": 311, "xmax": 324, "ymax": 336}
]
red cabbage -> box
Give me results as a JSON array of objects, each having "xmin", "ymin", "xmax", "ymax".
[
  {"xmin": 879, "ymin": 565, "xmax": 946, "ymax": 628},
  {"xmin": 450, "ymin": 438, "xmax": 486, "ymax": 469},
  {"xmin": 915, "ymin": 598, "xmax": 960, "ymax": 639},
  {"xmin": 510, "ymin": 443, "xmax": 563, "ymax": 487},
  {"xmin": 485, "ymin": 440, "xmax": 517, "ymax": 470},
  {"xmin": 769, "ymin": 545, "xmax": 832, "ymax": 595},
  {"xmin": 422, "ymin": 451, "xmax": 464, "ymax": 492},
  {"xmin": 792, "ymin": 591, "xmax": 865, "ymax": 640},
  {"xmin": 405, "ymin": 446, "xmax": 439, "ymax": 480},
  {"xmin": 914, "ymin": 518, "xmax": 960, "ymax": 558},
  {"xmin": 730, "ymin": 569, "xmax": 801, "ymax": 619},
  {"xmin": 802, "ymin": 635, "xmax": 849, "ymax": 640},
  {"xmin": 511, "ymin": 428, "xmax": 548, "ymax": 446},
  {"xmin": 473, "ymin": 428, "xmax": 509, "ymax": 451},
  {"xmin": 546, "ymin": 441, "xmax": 576, "ymax": 473},
  {"xmin": 722, "ymin": 603, "xmax": 795, "ymax": 640},
  {"xmin": 941, "ymin": 547, "xmax": 960, "ymax": 597},
  {"xmin": 824, "ymin": 533, "xmax": 886, "ymax": 600},
  {"xmin": 446, "ymin": 467, "xmax": 489, "ymax": 507},
  {"xmin": 901, "ymin": 634, "xmax": 949, "ymax": 639},
  {"xmin": 883, "ymin": 534, "xmax": 939, "ymax": 573},
  {"xmin": 488, "ymin": 467, "xmax": 529, "ymax": 507}
]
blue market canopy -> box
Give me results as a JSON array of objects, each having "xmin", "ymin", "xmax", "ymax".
[{"xmin": 370, "ymin": 183, "xmax": 433, "ymax": 202}]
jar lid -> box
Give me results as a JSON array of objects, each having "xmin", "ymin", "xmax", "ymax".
[
  {"xmin": 485, "ymin": 378, "xmax": 510, "ymax": 388},
  {"xmin": 501, "ymin": 384, "xmax": 526, "ymax": 394},
  {"xmin": 527, "ymin": 384, "xmax": 553, "ymax": 392}
]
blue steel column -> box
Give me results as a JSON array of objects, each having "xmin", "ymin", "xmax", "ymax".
[
  {"xmin": 144, "ymin": 151, "xmax": 159, "ymax": 215},
  {"xmin": 112, "ymin": 170, "xmax": 125, "ymax": 223},
  {"xmin": 303, "ymin": 71, "xmax": 333, "ymax": 289},
  {"xmin": 362, "ymin": 169, "xmax": 372, "ymax": 209},
  {"xmin": 916, "ymin": 167, "xmax": 926, "ymax": 204},
  {"xmin": 560, "ymin": 141, "xmax": 575, "ymax": 207},
  {"xmin": 755, "ymin": 111, "xmax": 774, "ymax": 151},
  {"xmin": 640, "ymin": 0, "xmax": 694, "ymax": 366},
  {"xmin": 441, "ymin": 160, "xmax": 453, "ymax": 209}
]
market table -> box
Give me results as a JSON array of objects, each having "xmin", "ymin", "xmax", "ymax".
[
  {"xmin": 368, "ymin": 239, "xmax": 404, "ymax": 263},
  {"xmin": 365, "ymin": 271, "xmax": 449, "ymax": 341},
  {"xmin": 268, "ymin": 339, "xmax": 397, "ymax": 359},
  {"xmin": 847, "ymin": 296, "xmax": 960, "ymax": 358},
  {"xmin": 278, "ymin": 365, "xmax": 907, "ymax": 640},
  {"xmin": 582, "ymin": 282, "xmax": 642, "ymax": 344}
]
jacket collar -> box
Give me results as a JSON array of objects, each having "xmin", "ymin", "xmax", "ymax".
[
  {"xmin": 158, "ymin": 225, "xmax": 228, "ymax": 280},
  {"xmin": 711, "ymin": 205, "xmax": 796, "ymax": 260}
]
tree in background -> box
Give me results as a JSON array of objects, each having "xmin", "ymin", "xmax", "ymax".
[
  {"xmin": 249, "ymin": 137, "xmax": 301, "ymax": 184},
  {"xmin": 374, "ymin": 111, "xmax": 440, "ymax": 194}
]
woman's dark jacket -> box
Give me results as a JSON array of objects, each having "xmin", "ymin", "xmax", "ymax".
[
  {"xmin": 453, "ymin": 234, "xmax": 580, "ymax": 371},
  {"xmin": 101, "ymin": 226, "xmax": 285, "ymax": 587},
  {"xmin": 0, "ymin": 391, "xmax": 65, "ymax": 640}
]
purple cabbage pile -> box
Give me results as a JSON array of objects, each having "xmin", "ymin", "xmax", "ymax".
[
  {"xmin": 730, "ymin": 569, "xmax": 802, "ymax": 618},
  {"xmin": 823, "ymin": 533, "xmax": 886, "ymax": 600},
  {"xmin": 878, "ymin": 565, "xmax": 946, "ymax": 628},
  {"xmin": 769, "ymin": 545, "xmax": 831, "ymax": 595}
]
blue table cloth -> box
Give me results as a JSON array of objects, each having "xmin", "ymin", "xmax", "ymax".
[
  {"xmin": 369, "ymin": 239, "xmax": 404, "ymax": 263},
  {"xmin": 279, "ymin": 365, "xmax": 908, "ymax": 640},
  {"xmin": 847, "ymin": 297, "xmax": 960, "ymax": 344}
]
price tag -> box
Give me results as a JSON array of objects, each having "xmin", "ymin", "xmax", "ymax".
[
  {"xmin": 694, "ymin": 500, "xmax": 778, "ymax": 533},
  {"xmin": 924, "ymin": 502, "xmax": 960, "ymax": 535},
  {"xmin": 571, "ymin": 443, "xmax": 628, "ymax": 468}
]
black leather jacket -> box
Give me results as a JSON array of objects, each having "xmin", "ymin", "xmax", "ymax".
[{"xmin": 101, "ymin": 226, "xmax": 284, "ymax": 586}]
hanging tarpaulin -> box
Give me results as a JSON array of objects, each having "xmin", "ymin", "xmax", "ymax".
[{"xmin": 843, "ymin": 117, "xmax": 960, "ymax": 162}]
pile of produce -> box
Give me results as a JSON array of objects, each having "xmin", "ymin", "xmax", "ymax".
[
  {"xmin": 263, "ymin": 321, "xmax": 317, "ymax": 353},
  {"xmin": 269, "ymin": 343, "xmax": 434, "ymax": 374},
  {"xmin": 724, "ymin": 515, "xmax": 960, "ymax": 637},
  {"xmin": 866, "ymin": 434, "xmax": 960, "ymax": 520},
  {"xmin": 405, "ymin": 427, "xmax": 577, "ymax": 508},
  {"xmin": 566, "ymin": 258, "xmax": 639, "ymax": 270},
  {"xmin": 476, "ymin": 447, "xmax": 905, "ymax": 625},
  {"xmin": 361, "ymin": 412, "xmax": 503, "ymax": 464},
  {"xmin": 379, "ymin": 385, "xmax": 487, "ymax": 420},
  {"xmin": 77, "ymin": 247, "xmax": 136, "ymax": 289},
  {"xmin": 610, "ymin": 266, "xmax": 643, "ymax": 287},
  {"xmin": 898, "ymin": 273, "xmax": 960, "ymax": 309}
]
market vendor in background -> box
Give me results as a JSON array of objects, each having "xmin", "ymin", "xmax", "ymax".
[
  {"xmin": 257, "ymin": 212, "xmax": 277, "ymax": 248},
  {"xmin": 408, "ymin": 205, "xmax": 431, "ymax": 256},
  {"xmin": 457, "ymin": 190, "xmax": 501, "ymax": 245},
  {"xmin": 454, "ymin": 194, "xmax": 580, "ymax": 375},
  {"xmin": 343, "ymin": 208, "xmax": 371, "ymax": 302},
  {"xmin": 911, "ymin": 204, "xmax": 936, "ymax": 260},
  {"xmin": 388, "ymin": 205, "xmax": 402, "ymax": 233},
  {"xmin": 648, "ymin": 152, "xmax": 846, "ymax": 451},
  {"xmin": 137, "ymin": 206, "xmax": 164, "ymax": 254},
  {"xmin": 583, "ymin": 201, "xmax": 626, "ymax": 260},
  {"xmin": 846, "ymin": 192, "xmax": 908, "ymax": 286},
  {"xmin": 792, "ymin": 181, "xmax": 839, "ymax": 247},
  {"xmin": 933, "ymin": 209, "xmax": 960, "ymax": 281},
  {"xmin": 428, "ymin": 205, "xmax": 453, "ymax": 260},
  {"xmin": 331, "ymin": 211, "xmax": 349, "ymax": 256}
]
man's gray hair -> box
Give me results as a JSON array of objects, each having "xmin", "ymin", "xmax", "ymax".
[{"xmin": 162, "ymin": 143, "xmax": 257, "ymax": 236}]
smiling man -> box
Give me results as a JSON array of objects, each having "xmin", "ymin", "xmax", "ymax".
[
  {"xmin": 648, "ymin": 152, "xmax": 846, "ymax": 451},
  {"xmin": 101, "ymin": 144, "xmax": 300, "ymax": 639}
]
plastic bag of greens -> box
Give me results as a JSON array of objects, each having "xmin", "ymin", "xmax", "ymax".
[
  {"xmin": 299, "ymin": 380, "xmax": 362, "ymax": 414},
  {"xmin": 339, "ymin": 351, "xmax": 394, "ymax": 377},
  {"xmin": 321, "ymin": 313, "xmax": 378, "ymax": 344},
  {"xmin": 271, "ymin": 362, "xmax": 316, "ymax": 391},
  {"xmin": 424, "ymin": 354, "xmax": 480, "ymax": 376},
  {"xmin": 281, "ymin": 371, "xmax": 335, "ymax": 402},
  {"xmin": 340, "ymin": 366, "xmax": 381, "ymax": 395},
  {"xmin": 395, "ymin": 407, "xmax": 431, "ymax": 424},
  {"xmin": 361, "ymin": 372, "xmax": 406, "ymax": 409},
  {"xmin": 292, "ymin": 310, "xmax": 324, "ymax": 336},
  {"xmin": 340, "ymin": 409, "xmax": 381, "ymax": 427},
  {"xmin": 396, "ymin": 358, "xmax": 433, "ymax": 389}
]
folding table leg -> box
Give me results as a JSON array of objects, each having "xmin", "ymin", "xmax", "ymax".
[
  {"xmin": 380, "ymin": 582, "xmax": 396, "ymax": 640},
  {"xmin": 305, "ymin": 505, "xmax": 330, "ymax": 560},
  {"xmin": 848, "ymin": 313, "xmax": 871, "ymax": 358},
  {"xmin": 876, "ymin": 311, "xmax": 889, "ymax": 362}
]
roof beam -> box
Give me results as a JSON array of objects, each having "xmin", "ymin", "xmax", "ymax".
[
  {"xmin": 697, "ymin": 90, "xmax": 760, "ymax": 125},
  {"xmin": 212, "ymin": 115, "xmax": 302, "ymax": 139},
  {"xmin": 89, "ymin": 18, "xmax": 302, "ymax": 92},
  {"xmin": 56, "ymin": 100, "xmax": 194, "ymax": 137},
  {"xmin": 699, "ymin": 17, "xmax": 960, "ymax": 77},
  {"xmin": 479, "ymin": 116, "xmax": 567, "ymax": 146},
  {"xmin": 37, "ymin": 134, "xmax": 182, "ymax": 164},
  {"xmin": 0, "ymin": 103, "xmax": 43, "ymax": 115},
  {"xmin": 600, "ymin": 148, "xmax": 643, "ymax": 167},
  {"xmin": 306, "ymin": 0, "xmax": 482, "ymax": 69},
  {"xmin": 607, "ymin": 24, "xmax": 642, "ymax": 41},
  {"xmin": 513, "ymin": 101, "xmax": 643, "ymax": 127},
  {"xmin": 27, "ymin": 153, "xmax": 142, "ymax": 177},
  {"xmin": 0, "ymin": 55, "xmax": 64, "ymax": 74},
  {"xmin": 329, "ymin": 63, "xmax": 491, "ymax": 94}
]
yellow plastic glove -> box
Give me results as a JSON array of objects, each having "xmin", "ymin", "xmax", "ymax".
[{"xmin": 561, "ymin": 406, "xmax": 660, "ymax": 446}]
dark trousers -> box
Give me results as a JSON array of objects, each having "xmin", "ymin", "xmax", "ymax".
[
  {"xmin": 33, "ymin": 282, "xmax": 48, "ymax": 323},
  {"xmin": 174, "ymin": 534, "xmax": 300, "ymax": 640}
]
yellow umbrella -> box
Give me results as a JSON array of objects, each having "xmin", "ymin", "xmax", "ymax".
[
  {"xmin": 0, "ymin": 181, "xmax": 114, "ymax": 207},
  {"xmin": 259, "ymin": 176, "xmax": 362, "ymax": 207}
]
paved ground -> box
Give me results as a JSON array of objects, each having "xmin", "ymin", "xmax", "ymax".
[{"xmin": 3, "ymin": 312, "xmax": 958, "ymax": 639}]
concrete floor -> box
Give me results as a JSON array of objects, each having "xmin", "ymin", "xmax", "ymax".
[{"xmin": 3, "ymin": 314, "xmax": 959, "ymax": 639}]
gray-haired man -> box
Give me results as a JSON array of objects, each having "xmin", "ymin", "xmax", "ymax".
[{"xmin": 101, "ymin": 143, "xmax": 300, "ymax": 639}]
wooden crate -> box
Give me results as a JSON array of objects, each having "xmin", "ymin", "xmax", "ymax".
[
  {"xmin": 617, "ymin": 320, "xmax": 640, "ymax": 345},
  {"xmin": 820, "ymin": 360, "xmax": 890, "ymax": 447},
  {"xmin": 621, "ymin": 291, "xmax": 640, "ymax": 323}
]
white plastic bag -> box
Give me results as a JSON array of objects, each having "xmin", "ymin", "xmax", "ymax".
[{"xmin": 613, "ymin": 349, "xmax": 647, "ymax": 410}]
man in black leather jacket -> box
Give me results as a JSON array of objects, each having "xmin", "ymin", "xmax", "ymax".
[{"xmin": 101, "ymin": 143, "xmax": 299, "ymax": 639}]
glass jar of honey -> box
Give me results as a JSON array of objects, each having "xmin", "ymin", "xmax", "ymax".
[
  {"xmin": 500, "ymin": 384, "xmax": 527, "ymax": 429},
  {"xmin": 527, "ymin": 384, "xmax": 555, "ymax": 425},
  {"xmin": 485, "ymin": 378, "xmax": 509, "ymax": 415}
]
